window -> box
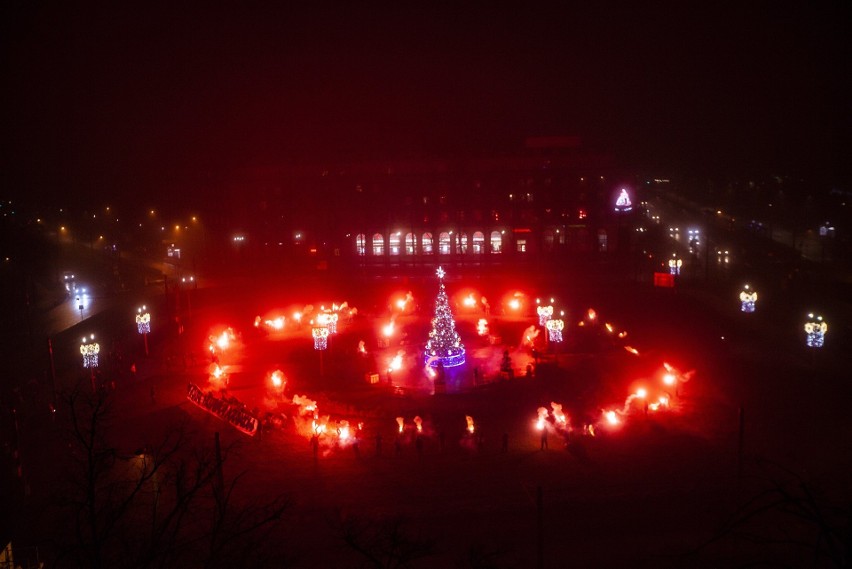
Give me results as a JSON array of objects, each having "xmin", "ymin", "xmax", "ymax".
[
  {"xmin": 490, "ymin": 231, "xmax": 502, "ymax": 253},
  {"xmin": 543, "ymin": 230, "xmax": 554, "ymax": 252},
  {"xmin": 516, "ymin": 239, "xmax": 526, "ymax": 253},
  {"xmin": 372, "ymin": 233, "xmax": 384, "ymax": 256},
  {"xmin": 439, "ymin": 232, "xmax": 451, "ymax": 255},
  {"xmin": 472, "ymin": 231, "xmax": 485, "ymax": 255},
  {"xmin": 389, "ymin": 233, "xmax": 400, "ymax": 255},
  {"xmin": 422, "ymin": 232, "xmax": 433, "ymax": 255},
  {"xmin": 458, "ymin": 232, "xmax": 468, "ymax": 254},
  {"xmin": 405, "ymin": 232, "xmax": 416, "ymax": 255},
  {"xmin": 356, "ymin": 234, "xmax": 366, "ymax": 256}
]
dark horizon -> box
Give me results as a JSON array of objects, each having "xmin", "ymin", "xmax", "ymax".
[{"xmin": 3, "ymin": 3, "xmax": 851, "ymax": 206}]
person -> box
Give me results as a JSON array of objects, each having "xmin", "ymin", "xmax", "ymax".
[{"xmin": 540, "ymin": 429, "xmax": 548, "ymax": 451}]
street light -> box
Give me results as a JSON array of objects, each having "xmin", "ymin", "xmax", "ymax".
[{"xmin": 136, "ymin": 305, "xmax": 151, "ymax": 356}]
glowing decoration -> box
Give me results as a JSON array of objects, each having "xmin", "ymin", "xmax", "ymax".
[
  {"xmin": 414, "ymin": 416, "xmax": 423, "ymax": 433},
  {"xmin": 465, "ymin": 415, "xmax": 475, "ymax": 434},
  {"xmin": 317, "ymin": 312, "xmax": 337, "ymax": 334},
  {"xmin": 424, "ymin": 267, "xmax": 466, "ymax": 367},
  {"xmin": 804, "ymin": 313, "xmax": 827, "ymax": 348},
  {"xmin": 604, "ymin": 410, "xmax": 620, "ymax": 426},
  {"xmin": 270, "ymin": 369, "xmax": 285, "ymax": 390},
  {"xmin": 545, "ymin": 319, "xmax": 564, "ymax": 343},
  {"xmin": 477, "ymin": 318, "xmax": 489, "ymax": 336},
  {"xmin": 80, "ymin": 335, "xmax": 100, "ymax": 368},
  {"xmin": 668, "ymin": 255, "xmax": 682, "ymax": 275},
  {"xmin": 388, "ymin": 351, "xmax": 403, "ymax": 372},
  {"xmin": 614, "ymin": 188, "xmax": 633, "ymax": 212},
  {"xmin": 550, "ymin": 402, "xmax": 567, "ymax": 428},
  {"xmin": 739, "ymin": 285, "xmax": 757, "ymax": 313},
  {"xmin": 624, "ymin": 346, "xmax": 640, "ymax": 355},
  {"xmin": 537, "ymin": 304, "xmax": 553, "ymax": 326},
  {"xmin": 135, "ymin": 306, "xmax": 151, "ymax": 334},
  {"xmin": 312, "ymin": 326, "xmax": 329, "ymax": 350},
  {"xmin": 463, "ymin": 293, "xmax": 477, "ymax": 308},
  {"xmin": 587, "ymin": 308, "xmax": 597, "ymax": 321},
  {"xmin": 383, "ymin": 321, "xmax": 395, "ymax": 337},
  {"xmin": 536, "ymin": 407, "xmax": 548, "ymax": 430},
  {"xmin": 396, "ymin": 417, "xmax": 404, "ymax": 433}
]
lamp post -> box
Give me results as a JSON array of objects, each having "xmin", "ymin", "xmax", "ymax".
[
  {"xmin": 136, "ymin": 305, "xmax": 151, "ymax": 356},
  {"xmin": 804, "ymin": 313, "xmax": 827, "ymax": 348},
  {"xmin": 739, "ymin": 285, "xmax": 757, "ymax": 313},
  {"xmin": 80, "ymin": 334, "xmax": 100, "ymax": 391},
  {"xmin": 312, "ymin": 326, "xmax": 329, "ymax": 377},
  {"xmin": 545, "ymin": 319, "xmax": 564, "ymax": 343}
]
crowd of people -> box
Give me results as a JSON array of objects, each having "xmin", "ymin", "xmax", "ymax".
[{"xmin": 186, "ymin": 383, "xmax": 258, "ymax": 436}]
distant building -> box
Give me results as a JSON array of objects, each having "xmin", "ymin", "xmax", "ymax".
[{"xmin": 214, "ymin": 140, "xmax": 637, "ymax": 269}]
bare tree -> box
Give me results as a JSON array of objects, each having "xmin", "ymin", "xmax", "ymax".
[
  {"xmin": 54, "ymin": 382, "xmax": 291, "ymax": 568},
  {"xmin": 334, "ymin": 512, "xmax": 437, "ymax": 568},
  {"xmin": 693, "ymin": 458, "xmax": 850, "ymax": 568}
]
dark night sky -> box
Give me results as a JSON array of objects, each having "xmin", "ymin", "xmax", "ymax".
[{"xmin": 2, "ymin": 2, "xmax": 850, "ymax": 205}]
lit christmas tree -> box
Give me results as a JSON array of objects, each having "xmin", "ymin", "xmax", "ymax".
[{"xmin": 424, "ymin": 267, "xmax": 466, "ymax": 367}]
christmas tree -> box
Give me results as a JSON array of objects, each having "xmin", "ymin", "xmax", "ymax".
[{"xmin": 424, "ymin": 267, "xmax": 466, "ymax": 367}]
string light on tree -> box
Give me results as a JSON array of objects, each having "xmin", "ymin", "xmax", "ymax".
[
  {"xmin": 424, "ymin": 266, "xmax": 466, "ymax": 367},
  {"xmin": 136, "ymin": 305, "xmax": 151, "ymax": 356},
  {"xmin": 545, "ymin": 319, "xmax": 564, "ymax": 343},
  {"xmin": 804, "ymin": 313, "xmax": 827, "ymax": 348},
  {"xmin": 739, "ymin": 285, "xmax": 757, "ymax": 313}
]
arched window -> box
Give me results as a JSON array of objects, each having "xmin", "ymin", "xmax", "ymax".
[
  {"xmin": 422, "ymin": 232, "xmax": 433, "ymax": 255},
  {"xmin": 372, "ymin": 233, "xmax": 384, "ymax": 256},
  {"xmin": 490, "ymin": 231, "xmax": 502, "ymax": 253},
  {"xmin": 405, "ymin": 232, "xmax": 416, "ymax": 255},
  {"xmin": 389, "ymin": 232, "xmax": 401, "ymax": 255},
  {"xmin": 355, "ymin": 234, "xmax": 366, "ymax": 256},
  {"xmin": 457, "ymin": 232, "xmax": 468, "ymax": 254},
  {"xmin": 472, "ymin": 231, "xmax": 485, "ymax": 255},
  {"xmin": 438, "ymin": 232, "xmax": 451, "ymax": 255}
]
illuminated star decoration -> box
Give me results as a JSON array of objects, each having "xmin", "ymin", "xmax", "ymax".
[{"xmin": 436, "ymin": 266, "xmax": 446, "ymax": 280}]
